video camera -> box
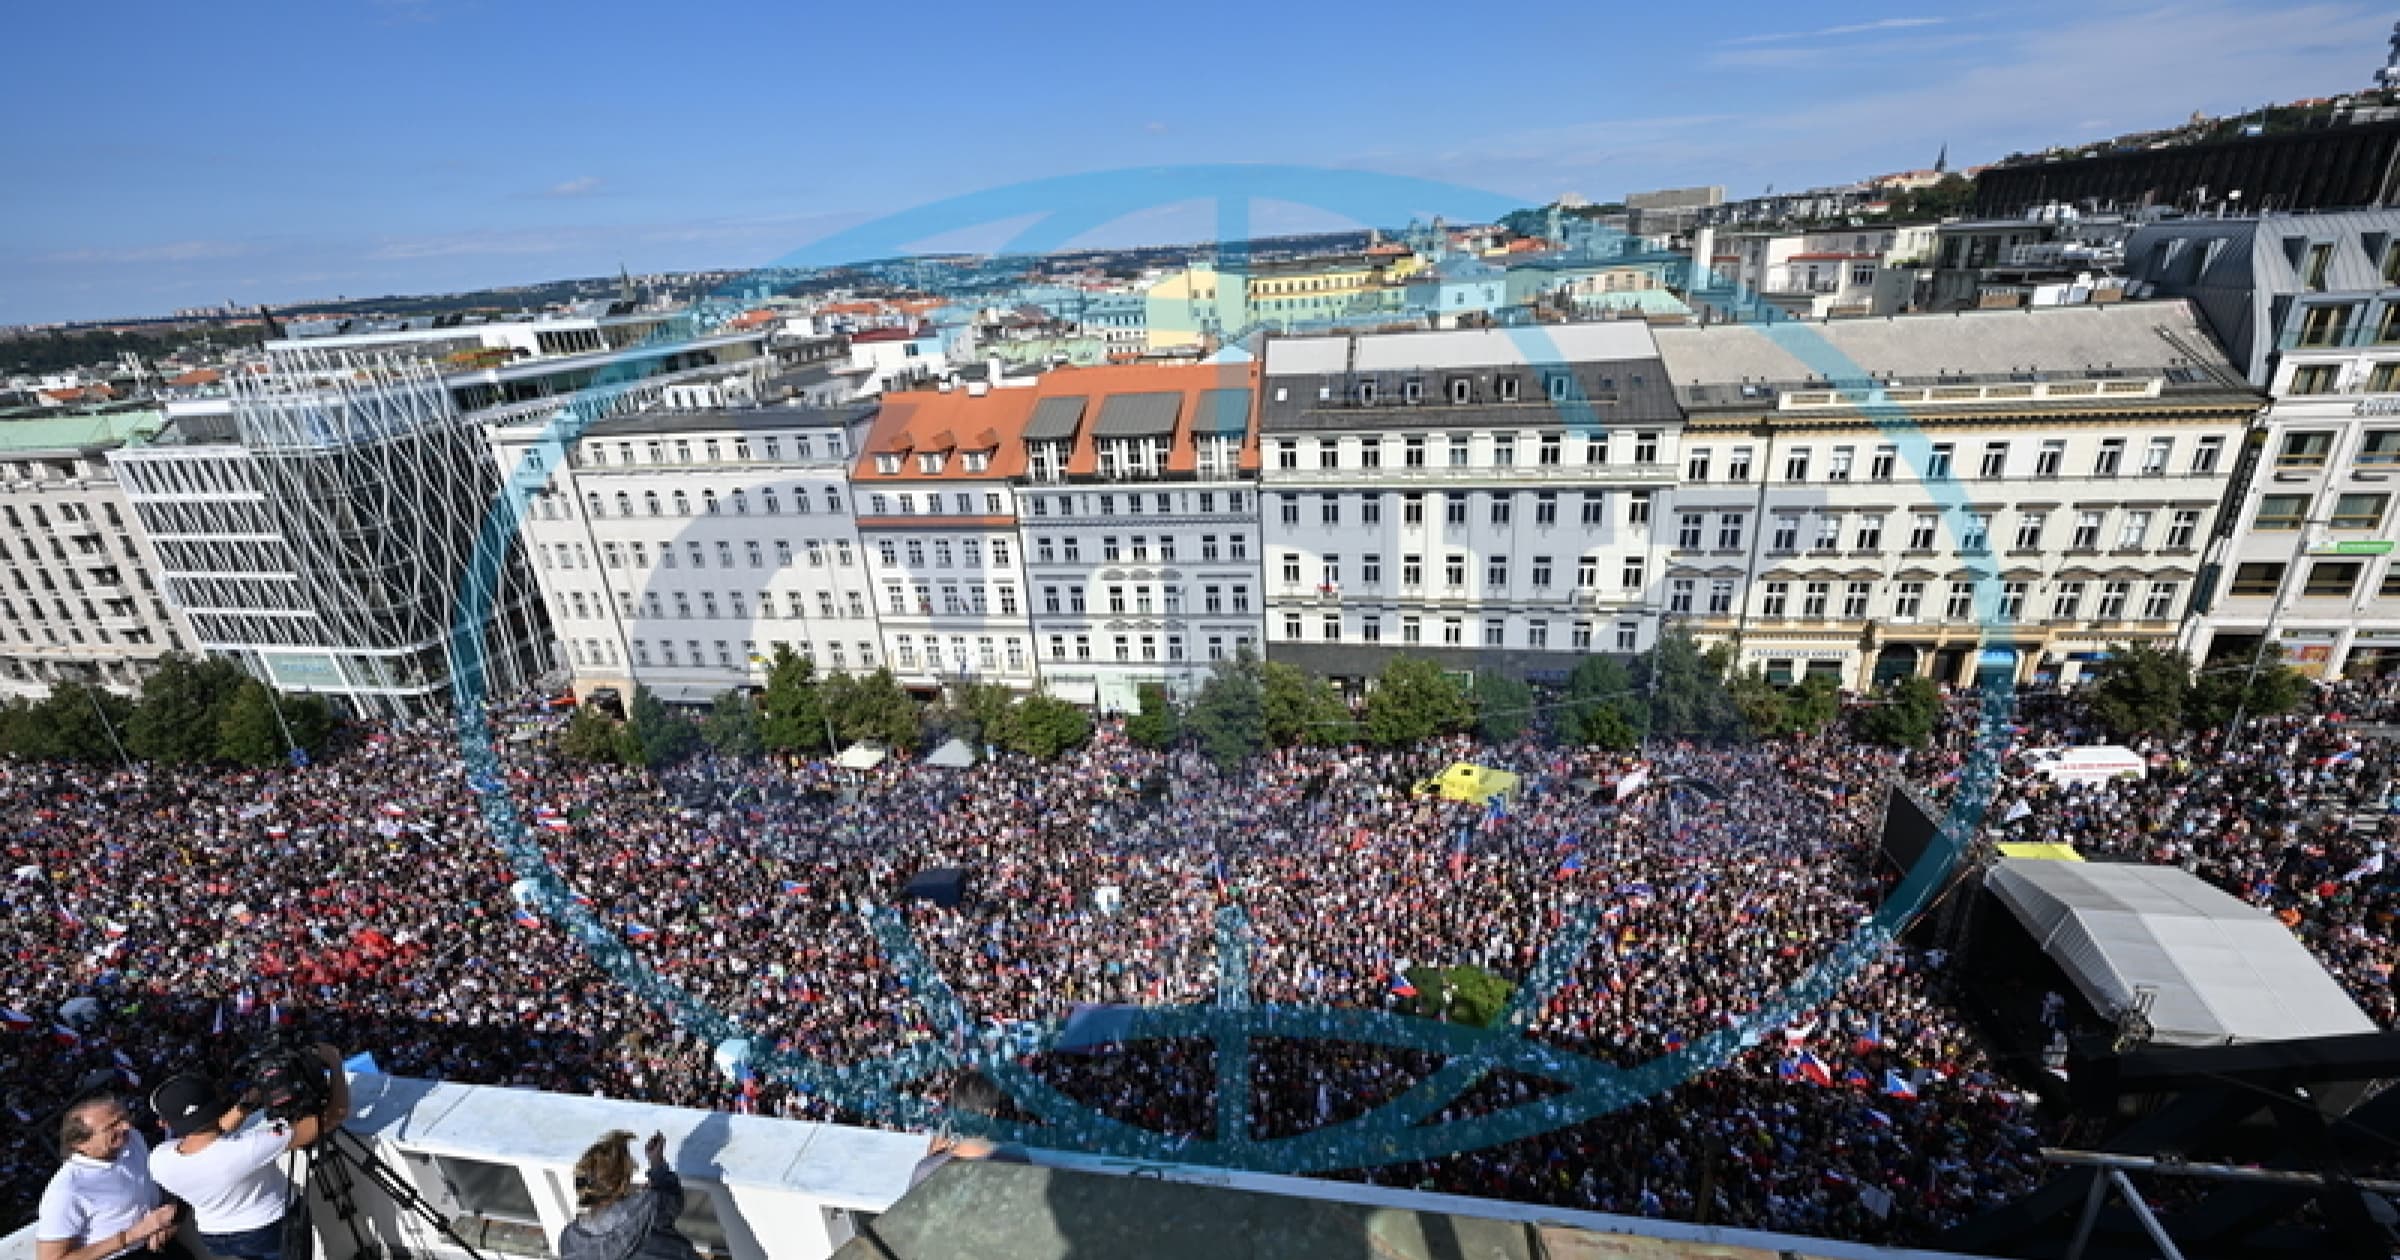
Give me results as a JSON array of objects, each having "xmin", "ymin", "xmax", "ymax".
[{"xmin": 235, "ymin": 1031, "xmax": 331, "ymax": 1124}]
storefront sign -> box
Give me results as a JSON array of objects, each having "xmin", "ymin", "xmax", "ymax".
[{"xmin": 2309, "ymin": 538, "xmax": 2396, "ymax": 556}]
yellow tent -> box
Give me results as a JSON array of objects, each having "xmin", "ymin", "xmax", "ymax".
[
  {"xmin": 1997, "ymin": 842, "xmax": 2084, "ymax": 862},
  {"xmin": 1415, "ymin": 762, "xmax": 1521, "ymax": 806}
]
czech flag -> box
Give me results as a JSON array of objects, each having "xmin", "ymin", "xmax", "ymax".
[
  {"xmin": 52, "ymin": 1024, "xmax": 83, "ymax": 1047},
  {"xmin": 624, "ymin": 923, "xmax": 657, "ymax": 943},
  {"xmin": 1663, "ymin": 1029, "xmax": 1688, "ymax": 1052},
  {"xmin": 0, "ymin": 1008, "xmax": 34, "ymax": 1032},
  {"xmin": 1842, "ymin": 1066, "xmax": 1873, "ymax": 1089},
  {"xmin": 779, "ymin": 881, "xmax": 809, "ymax": 897},
  {"xmin": 1390, "ymin": 974, "xmax": 1419, "ymax": 1000},
  {"xmin": 1795, "ymin": 1050, "xmax": 1833, "ymax": 1087},
  {"xmin": 513, "ymin": 909, "xmax": 541, "ymax": 930},
  {"xmin": 1884, "ymin": 1069, "xmax": 1918, "ymax": 1100},
  {"xmin": 1854, "ymin": 1014, "xmax": 1883, "ymax": 1054},
  {"xmin": 379, "ymin": 803, "xmax": 408, "ymax": 819},
  {"xmin": 540, "ymin": 816, "xmax": 573, "ymax": 833},
  {"xmin": 1557, "ymin": 855, "xmax": 1585, "ymax": 878}
]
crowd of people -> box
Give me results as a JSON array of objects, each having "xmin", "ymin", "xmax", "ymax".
[{"xmin": 1, "ymin": 674, "xmax": 2393, "ymax": 1247}]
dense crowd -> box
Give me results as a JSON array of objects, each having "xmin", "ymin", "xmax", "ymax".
[{"xmin": 1, "ymin": 675, "xmax": 2393, "ymax": 1247}]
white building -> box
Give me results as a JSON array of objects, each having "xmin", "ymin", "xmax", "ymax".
[
  {"xmin": 1651, "ymin": 302, "xmax": 2261, "ymax": 689},
  {"xmin": 0, "ymin": 410, "xmax": 192, "ymax": 699},
  {"xmin": 486, "ymin": 405, "xmax": 882, "ymax": 703},
  {"xmin": 114, "ymin": 315, "xmax": 770, "ymax": 715},
  {"xmin": 847, "ymin": 325, "xmax": 948, "ymax": 395},
  {"xmin": 851, "ymin": 388, "xmax": 1038, "ymax": 693},
  {"xmin": 1257, "ymin": 325, "xmax": 1682, "ymax": 686},
  {"xmin": 2127, "ymin": 210, "xmax": 2400, "ymax": 680},
  {"xmin": 1013, "ymin": 363, "xmax": 1265, "ymax": 709},
  {"xmin": 1707, "ymin": 224, "xmax": 1939, "ymax": 319}
]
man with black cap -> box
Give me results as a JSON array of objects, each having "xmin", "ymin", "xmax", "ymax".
[{"xmin": 146, "ymin": 1045, "xmax": 349, "ymax": 1260}]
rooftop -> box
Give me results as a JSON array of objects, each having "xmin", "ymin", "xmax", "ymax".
[
  {"xmin": 0, "ymin": 409, "xmax": 165, "ymax": 455},
  {"xmin": 566, "ymin": 403, "xmax": 879, "ymax": 441},
  {"xmin": 1265, "ymin": 324, "xmax": 1661, "ymax": 376}
]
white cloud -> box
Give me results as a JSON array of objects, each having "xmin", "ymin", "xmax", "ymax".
[
  {"xmin": 1723, "ymin": 16, "xmax": 1947, "ymax": 46},
  {"xmin": 546, "ymin": 176, "xmax": 604, "ymax": 198}
]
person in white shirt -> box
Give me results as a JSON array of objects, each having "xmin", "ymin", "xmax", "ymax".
[
  {"xmin": 34, "ymin": 1097, "xmax": 183, "ymax": 1260},
  {"xmin": 146, "ymin": 1045, "xmax": 349, "ymax": 1260}
]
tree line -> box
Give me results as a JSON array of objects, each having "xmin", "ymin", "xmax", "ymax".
[{"xmin": 0, "ymin": 654, "xmax": 336, "ymax": 767}]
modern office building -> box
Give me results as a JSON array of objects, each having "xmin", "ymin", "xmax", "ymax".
[
  {"xmin": 0, "ymin": 410, "xmax": 191, "ymax": 699},
  {"xmin": 114, "ymin": 314, "xmax": 770, "ymax": 715},
  {"xmin": 1256, "ymin": 325, "xmax": 1681, "ymax": 687},
  {"xmin": 486, "ymin": 404, "xmax": 881, "ymax": 702},
  {"xmin": 1013, "ymin": 363, "xmax": 1265, "ymax": 709},
  {"xmin": 849, "ymin": 387, "xmax": 1040, "ymax": 694},
  {"xmin": 2126, "ymin": 210, "xmax": 2400, "ymax": 679},
  {"xmin": 1651, "ymin": 302, "xmax": 2262, "ymax": 689}
]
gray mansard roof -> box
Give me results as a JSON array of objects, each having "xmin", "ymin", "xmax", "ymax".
[{"xmin": 1258, "ymin": 325, "xmax": 1679, "ymax": 433}]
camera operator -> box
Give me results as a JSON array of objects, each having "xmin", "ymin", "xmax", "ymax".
[
  {"xmin": 145, "ymin": 1044, "xmax": 349, "ymax": 1260},
  {"xmin": 34, "ymin": 1096, "xmax": 184, "ymax": 1260}
]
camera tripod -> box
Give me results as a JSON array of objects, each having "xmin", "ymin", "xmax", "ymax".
[{"xmin": 291, "ymin": 1126, "xmax": 494, "ymax": 1260}]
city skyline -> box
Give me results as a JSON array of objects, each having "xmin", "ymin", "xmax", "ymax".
[{"xmin": 1, "ymin": 0, "xmax": 2385, "ymax": 326}]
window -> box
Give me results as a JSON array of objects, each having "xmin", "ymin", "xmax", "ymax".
[
  {"xmin": 2290, "ymin": 364, "xmax": 2341, "ymax": 395},
  {"xmin": 1979, "ymin": 443, "xmax": 2009, "ymax": 478},
  {"xmin": 1961, "ymin": 513, "xmax": 1989, "ymax": 553},
  {"xmin": 2031, "ymin": 440, "xmax": 2063, "ymax": 479},
  {"xmin": 1281, "ymin": 553, "xmax": 1302, "ymax": 584},
  {"xmin": 1362, "ymin": 555, "xmax": 1381, "ymax": 586},
  {"xmin": 1275, "ymin": 439, "xmax": 1298, "ymax": 470},
  {"xmin": 1317, "ymin": 439, "xmax": 1339, "ymax": 470},
  {"xmin": 1627, "ymin": 492, "xmax": 1651, "ymax": 526},
  {"xmin": 2298, "ymin": 300, "xmax": 2353, "ymax": 342},
  {"xmin": 2071, "ymin": 511, "xmax": 2104, "ymax": 550},
  {"xmin": 2051, "ymin": 581, "xmax": 2084, "ymax": 620},
  {"xmin": 2373, "ymin": 362, "xmax": 2400, "ymax": 394},
  {"xmin": 2279, "ymin": 431, "xmax": 2333, "ymax": 467},
  {"xmin": 1944, "ymin": 583, "xmax": 1974, "ymax": 620},
  {"xmin": 1892, "ymin": 582, "xmax": 1924, "ymax": 619},
  {"xmin": 1580, "ymin": 494, "xmax": 1605, "ymax": 526},
  {"xmin": 1321, "ymin": 495, "xmax": 1340, "ymax": 527},
  {"xmin": 1280, "ymin": 496, "xmax": 1301, "ymax": 526},
  {"xmin": 1869, "ymin": 445, "xmax": 1896, "ymax": 480},
  {"xmin": 2333, "ymin": 493, "xmax": 2389, "ymax": 531},
  {"xmin": 1760, "ymin": 582, "xmax": 1788, "ymax": 617},
  {"xmin": 1716, "ymin": 514, "xmax": 1744, "ymax": 550},
  {"xmin": 1635, "ymin": 432, "xmax": 1659, "ymax": 463},
  {"xmin": 1825, "ymin": 447, "xmax": 1851, "ymax": 481},
  {"xmin": 1801, "ymin": 582, "xmax": 1829, "ymax": 618},
  {"xmin": 1446, "ymin": 495, "xmax": 1468, "ymax": 526},
  {"xmin": 1784, "ymin": 447, "xmax": 1811, "ymax": 481},
  {"xmin": 1771, "ymin": 515, "xmax": 1799, "ymax": 552},
  {"xmin": 1533, "ymin": 493, "xmax": 1556, "ymax": 526},
  {"xmin": 2094, "ymin": 581, "xmax": 2129, "ymax": 621},
  {"xmin": 1363, "ymin": 438, "xmax": 1384, "ymax": 469},
  {"xmin": 1678, "ymin": 513, "xmax": 1704, "ymax": 549},
  {"xmin": 1361, "ymin": 495, "xmax": 1382, "ymax": 526},
  {"xmin": 2014, "ymin": 511, "xmax": 2046, "ymax": 551},
  {"xmin": 2230, "ymin": 562, "xmax": 2285, "ymax": 597},
  {"xmin": 2191, "ymin": 435, "xmax": 2224, "ymax": 474},
  {"xmin": 1445, "ymin": 554, "xmax": 1466, "ymax": 587},
  {"xmin": 1585, "ymin": 435, "xmax": 1609, "ymax": 465},
  {"xmin": 1925, "ymin": 444, "xmax": 1953, "ymax": 479},
  {"xmin": 1622, "ymin": 556, "xmax": 1644, "ymax": 590},
  {"xmin": 1995, "ymin": 582, "xmax": 2026, "ymax": 619},
  {"xmin": 1538, "ymin": 434, "xmax": 1560, "ymax": 466},
  {"xmin": 1708, "ymin": 580, "xmax": 1734, "ymax": 615},
  {"xmin": 2140, "ymin": 438, "xmax": 2172, "ymax": 476},
  {"xmin": 2305, "ymin": 561, "xmax": 2363, "ymax": 598},
  {"xmin": 1907, "ymin": 513, "xmax": 1939, "ymax": 551},
  {"xmin": 2360, "ymin": 430, "xmax": 2400, "ymax": 466},
  {"xmin": 1687, "ymin": 448, "xmax": 1713, "ymax": 481},
  {"xmin": 1447, "ymin": 436, "xmax": 1469, "ymax": 467},
  {"xmin": 1484, "ymin": 618, "xmax": 1506, "ymax": 648},
  {"xmin": 1814, "ymin": 514, "xmax": 1841, "ymax": 551},
  {"xmin": 1403, "ymin": 494, "xmax": 1425, "ymax": 526},
  {"xmin": 1493, "ymin": 435, "xmax": 1516, "ymax": 467},
  {"xmin": 1855, "ymin": 514, "xmax": 1884, "ymax": 551},
  {"xmin": 2166, "ymin": 509, "xmax": 2200, "ymax": 549},
  {"xmin": 2255, "ymin": 494, "xmax": 2309, "ymax": 530},
  {"xmin": 2304, "ymin": 242, "xmax": 2334, "ymax": 290},
  {"xmin": 1401, "ymin": 555, "xmax": 1422, "ymax": 586},
  {"xmin": 2116, "ymin": 510, "xmax": 2151, "ymax": 550},
  {"xmin": 1404, "ymin": 436, "xmax": 1427, "ymax": 468},
  {"xmin": 1668, "ymin": 578, "xmax": 1695, "ymax": 614},
  {"xmin": 1570, "ymin": 622, "xmax": 1592, "ymax": 650},
  {"xmin": 1442, "ymin": 618, "xmax": 1463, "ymax": 646}
]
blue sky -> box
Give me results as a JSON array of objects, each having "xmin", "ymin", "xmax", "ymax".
[{"xmin": 0, "ymin": 0, "xmax": 2384, "ymax": 325}]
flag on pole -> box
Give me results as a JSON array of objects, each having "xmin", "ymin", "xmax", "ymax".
[
  {"xmin": 1854, "ymin": 1014, "xmax": 1883, "ymax": 1054},
  {"xmin": 52, "ymin": 1025, "xmax": 83, "ymax": 1047},
  {"xmin": 0, "ymin": 1008, "xmax": 33, "ymax": 1033},
  {"xmin": 1390, "ymin": 974, "xmax": 1419, "ymax": 1000},
  {"xmin": 1795, "ymin": 1050, "xmax": 1833, "ymax": 1087},
  {"xmin": 1883, "ymin": 1069, "xmax": 1919, "ymax": 1099},
  {"xmin": 513, "ymin": 909, "xmax": 542, "ymax": 930},
  {"xmin": 624, "ymin": 922, "xmax": 657, "ymax": 943},
  {"xmin": 779, "ymin": 880, "xmax": 809, "ymax": 896}
]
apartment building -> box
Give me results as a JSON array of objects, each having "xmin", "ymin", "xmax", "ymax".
[
  {"xmin": 2127, "ymin": 210, "xmax": 2400, "ymax": 679},
  {"xmin": 1652, "ymin": 302, "xmax": 2260, "ymax": 689},
  {"xmin": 115, "ymin": 316, "xmax": 769, "ymax": 715},
  {"xmin": 0, "ymin": 411, "xmax": 190, "ymax": 699},
  {"xmin": 1257, "ymin": 325, "xmax": 1681, "ymax": 686},
  {"xmin": 1709, "ymin": 223, "xmax": 1938, "ymax": 318},
  {"xmin": 486, "ymin": 405, "xmax": 881, "ymax": 702},
  {"xmin": 850, "ymin": 388, "xmax": 1039, "ymax": 693},
  {"xmin": 1013, "ymin": 363, "xmax": 1265, "ymax": 709}
]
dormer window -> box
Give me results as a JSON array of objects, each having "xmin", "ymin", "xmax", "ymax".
[
  {"xmin": 1497, "ymin": 376, "xmax": 1521, "ymax": 403},
  {"xmin": 1357, "ymin": 380, "xmax": 1377, "ymax": 404},
  {"xmin": 962, "ymin": 450, "xmax": 991, "ymax": 472},
  {"xmin": 1449, "ymin": 377, "xmax": 1472, "ymax": 404},
  {"xmin": 1546, "ymin": 373, "xmax": 1572, "ymax": 402},
  {"xmin": 1403, "ymin": 377, "xmax": 1424, "ymax": 404},
  {"xmin": 918, "ymin": 452, "xmax": 946, "ymax": 474},
  {"xmin": 875, "ymin": 454, "xmax": 902, "ymax": 474}
]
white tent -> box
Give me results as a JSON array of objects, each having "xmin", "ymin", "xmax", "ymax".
[
  {"xmin": 1985, "ymin": 859, "xmax": 2376, "ymax": 1047},
  {"xmin": 834, "ymin": 743, "xmax": 887, "ymax": 772},
  {"xmin": 925, "ymin": 738, "xmax": 976, "ymax": 769}
]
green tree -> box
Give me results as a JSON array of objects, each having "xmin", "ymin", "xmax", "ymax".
[
  {"xmin": 1006, "ymin": 693, "xmax": 1093, "ymax": 758},
  {"xmin": 1855, "ymin": 675, "xmax": 1943, "ymax": 748},
  {"xmin": 559, "ymin": 706, "xmax": 626, "ymax": 763},
  {"xmin": 126, "ymin": 653, "xmax": 250, "ymax": 763},
  {"xmin": 215, "ymin": 681, "xmax": 288, "ymax": 766},
  {"xmin": 1472, "ymin": 672, "xmax": 1533, "ymax": 743},
  {"xmin": 700, "ymin": 689, "xmax": 764, "ymax": 758},
  {"xmin": 623, "ymin": 685, "xmax": 698, "ymax": 768},
  {"xmin": 2187, "ymin": 643, "xmax": 2308, "ymax": 731},
  {"xmin": 2083, "ymin": 642, "xmax": 2192, "ymax": 738},
  {"xmin": 822, "ymin": 668, "xmax": 920, "ymax": 751},
  {"xmin": 1634, "ymin": 628, "xmax": 1740, "ymax": 742},
  {"xmin": 25, "ymin": 683, "xmax": 136, "ymax": 761},
  {"xmin": 1260, "ymin": 660, "xmax": 1352, "ymax": 747},
  {"xmin": 1786, "ymin": 672, "xmax": 1842, "ymax": 734},
  {"xmin": 1125, "ymin": 683, "xmax": 1179, "ymax": 750},
  {"xmin": 1727, "ymin": 667, "xmax": 1791, "ymax": 739},
  {"xmin": 757, "ymin": 647, "xmax": 830, "ymax": 753},
  {"xmin": 1364, "ymin": 656, "xmax": 1472, "ymax": 748},
  {"xmin": 1403, "ymin": 964, "xmax": 1515, "ymax": 1028},
  {"xmin": 1186, "ymin": 648, "xmax": 1267, "ymax": 769},
  {"xmin": 281, "ymin": 693, "xmax": 337, "ymax": 761},
  {"xmin": 1560, "ymin": 655, "xmax": 1645, "ymax": 749}
]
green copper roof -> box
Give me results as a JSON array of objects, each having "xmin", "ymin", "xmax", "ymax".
[{"xmin": 0, "ymin": 410, "xmax": 165, "ymax": 453}]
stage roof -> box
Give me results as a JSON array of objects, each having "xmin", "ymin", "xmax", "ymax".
[{"xmin": 1986, "ymin": 859, "xmax": 2375, "ymax": 1047}]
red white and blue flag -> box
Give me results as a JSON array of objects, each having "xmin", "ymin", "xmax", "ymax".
[{"xmin": 1390, "ymin": 974, "xmax": 1419, "ymax": 1000}]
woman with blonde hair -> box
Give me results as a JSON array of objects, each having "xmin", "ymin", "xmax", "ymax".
[{"xmin": 559, "ymin": 1130, "xmax": 700, "ymax": 1260}]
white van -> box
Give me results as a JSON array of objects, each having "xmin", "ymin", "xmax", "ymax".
[{"xmin": 2021, "ymin": 745, "xmax": 2146, "ymax": 788}]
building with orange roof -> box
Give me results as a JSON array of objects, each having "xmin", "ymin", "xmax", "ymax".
[
  {"xmin": 1012, "ymin": 362, "xmax": 1265, "ymax": 707},
  {"xmin": 851, "ymin": 385, "xmax": 1041, "ymax": 692}
]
